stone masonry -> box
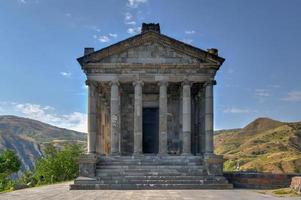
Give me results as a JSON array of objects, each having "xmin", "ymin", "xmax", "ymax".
[{"xmin": 70, "ymin": 23, "xmax": 232, "ymax": 189}]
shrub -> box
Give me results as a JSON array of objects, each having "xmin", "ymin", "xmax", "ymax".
[
  {"xmin": 34, "ymin": 144, "xmax": 83, "ymax": 185},
  {"xmin": 18, "ymin": 171, "xmax": 37, "ymax": 188},
  {"xmin": 0, "ymin": 150, "xmax": 21, "ymax": 192}
]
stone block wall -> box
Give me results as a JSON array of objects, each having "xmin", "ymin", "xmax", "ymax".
[{"xmin": 224, "ymin": 172, "xmax": 301, "ymax": 189}]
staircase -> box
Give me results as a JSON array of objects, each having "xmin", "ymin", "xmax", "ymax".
[{"xmin": 71, "ymin": 155, "xmax": 232, "ymax": 189}]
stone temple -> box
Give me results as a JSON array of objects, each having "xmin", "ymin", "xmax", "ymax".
[{"xmin": 70, "ymin": 23, "xmax": 232, "ymax": 189}]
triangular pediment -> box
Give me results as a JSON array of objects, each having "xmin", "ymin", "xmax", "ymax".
[
  {"xmin": 78, "ymin": 31, "xmax": 224, "ymax": 66},
  {"xmin": 99, "ymin": 41, "xmax": 203, "ymax": 64}
]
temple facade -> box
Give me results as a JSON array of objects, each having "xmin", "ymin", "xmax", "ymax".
[{"xmin": 71, "ymin": 23, "xmax": 232, "ymax": 189}]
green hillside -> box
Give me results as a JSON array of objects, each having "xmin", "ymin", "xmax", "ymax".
[{"xmin": 215, "ymin": 118, "xmax": 301, "ymax": 173}]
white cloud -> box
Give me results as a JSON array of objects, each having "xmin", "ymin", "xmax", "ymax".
[
  {"xmin": 255, "ymin": 89, "xmax": 270, "ymax": 97},
  {"xmin": 125, "ymin": 12, "xmax": 133, "ymax": 21},
  {"xmin": 223, "ymin": 107, "xmax": 251, "ymax": 114},
  {"xmin": 18, "ymin": 0, "xmax": 39, "ymax": 4},
  {"xmin": 14, "ymin": 103, "xmax": 87, "ymax": 132},
  {"xmin": 60, "ymin": 71, "xmax": 71, "ymax": 78},
  {"xmin": 127, "ymin": 0, "xmax": 148, "ymax": 8},
  {"xmin": 109, "ymin": 33, "xmax": 118, "ymax": 38},
  {"xmin": 124, "ymin": 12, "xmax": 140, "ymax": 35},
  {"xmin": 182, "ymin": 38, "xmax": 193, "ymax": 44},
  {"xmin": 125, "ymin": 21, "xmax": 137, "ymax": 25},
  {"xmin": 127, "ymin": 27, "xmax": 141, "ymax": 34},
  {"xmin": 98, "ymin": 35, "xmax": 110, "ymax": 42},
  {"xmin": 94, "ymin": 33, "xmax": 118, "ymax": 43},
  {"xmin": 185, "ymin": 30, "xmax": 196, "ymax": 34},
  {"xmin": 282, "ymin": 90, "xmax": 301, "ymax": 102}
]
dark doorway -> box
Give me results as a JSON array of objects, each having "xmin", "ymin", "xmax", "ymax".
[{"xmin": 143, "ymin": 107, "xmax": 159, "ymax": 154}]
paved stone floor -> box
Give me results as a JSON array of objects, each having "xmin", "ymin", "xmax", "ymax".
[{"xmin": 0, "ymin": 182, "xmax": 299, "ymax": 200}]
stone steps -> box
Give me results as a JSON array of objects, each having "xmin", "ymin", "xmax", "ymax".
[
  {"xmin": 70, "ymin": 183, "xmax": 233, "ymax": 190},
  {"xmin": 77, "ymin": 179, "xmax": 228, "ymax": 185},
  {"xmin": 97, "ymin": 172, "xmax": 207, "ymax": 177},
  {"xmin": 71, "ymin": 155, "xmax": 233, "ymax": 190},
  {"xmin": 97, "ymin": 156, "xmax": 203, "ymax": 165},
  {"xmin": 97, "ymin": 165, "xmax": 203, "ymax": 169},
  {"xmin": 95, "ymin": 175, "xmax": 214, "ymax": 180}
]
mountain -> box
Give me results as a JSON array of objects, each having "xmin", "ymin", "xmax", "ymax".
[
  {"xmin": 0, "ymin": 115, "xmax": 86, "ymax": 143},
  {"xmin": 0, "ymin": 115, "xmax": 86, "ymax": 175},
  {"xmin": 215, "ymin": 117, "xmax": 301, "ymax": 173}
]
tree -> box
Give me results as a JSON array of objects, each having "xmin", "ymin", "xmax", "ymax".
[
  {"xmin": 34, "ymin": 144, "xmax": 83, "ymax": 185},
  {"xmin": 0, "ymin": 149, "xmax": 21, "ymax": 191}
]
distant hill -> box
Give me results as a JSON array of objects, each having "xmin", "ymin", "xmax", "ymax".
[
  {"xmin": 215, "ymin": 117, "xmax": 301, "ymax": 173},
  {"xmin": 0, "ymin": 115, "xmax": 86, "ymax": 175},
  {"xmin": 0, "ymin": 115, "xmax": 86, "ymax": 143}
]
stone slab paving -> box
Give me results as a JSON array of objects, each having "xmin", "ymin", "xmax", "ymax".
[{"xmin": 0, "ymin": 182, "xmax": 299, "ymax": 200}]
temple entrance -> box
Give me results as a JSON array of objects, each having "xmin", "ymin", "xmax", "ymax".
[{"xmin": 142, "ymin": 107, "xmax": 159, "ymax": 154}]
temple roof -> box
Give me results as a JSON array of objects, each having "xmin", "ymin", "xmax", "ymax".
[{"xmin": 77, "ymin": 23, "xmax": 225, "ymax": 67}]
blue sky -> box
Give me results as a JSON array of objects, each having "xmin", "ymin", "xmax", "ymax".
[{"xmin": 0, "ymin": 0, "xmax": 300, "ymax": 132}]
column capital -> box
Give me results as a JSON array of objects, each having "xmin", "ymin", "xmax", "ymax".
[
  {"xmin": 181, "ymin": 79, "xmax": 192, "ymax": 86},
  {"xmin": 158, "ymin": 80, "xmax": 168, "ymax": 87},
  {"xmin": 85, "ymin": 80, "xmax": 97, "ymax": 87},
  {"xmin": 133, "ymin": 80, "xmax": 144, "ymax": 86},
  {"xmin": 109, "ymin": 80, "xmax": 120, "ymax": 86},
  {"xmin": 204, "ymin": 80, "xmax": 217, "ymax": 87}
]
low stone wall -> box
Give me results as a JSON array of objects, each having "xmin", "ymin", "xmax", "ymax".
[{"xmin": 224, "ymin": 172, "xmax": 301, "ymax": 189}]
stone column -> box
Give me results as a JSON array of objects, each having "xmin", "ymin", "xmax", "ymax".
[
  {"xmin": 182, "ymin": 80, "xmax": 191, "ymax": 155},
  {"xmin": 158, "ymin": 81, "xmax": 168, "ymax": 155},
  {"xmin": 204, "ymin": 80, "xmax": 216, "ymax": 154},
  {"xmin": 96, "ymin": 88, "xmax": 104, "ymax": 155},
  {"xmin": 133, "ymin": 81, "xmax": 143, "ymax": 155},
  {"xmin": 86, "ymin": 80, "xmax": 97, "ymax": 154},
  {"xmin": 110, "ymin": 80, "xmax": 121, "ymax": 155}
]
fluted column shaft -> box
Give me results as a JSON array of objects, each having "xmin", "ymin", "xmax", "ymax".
[
  {"xmin": 133, "ymin": 81, "xmax": 143, "ymax": 154},
  {"xmin": 110, "ymin": 81, "xmax": 120, "ymax": 155},
  {"xmin": 182, "ymin": 81, "xmax": 191, "ymax": 155},
  {"xmin": 86, "ymin": 80, "xmax": 97, "ymax": 154},
  {"xmin": 204, "ymin": 80, "xmax": 216, "ymax": 154},
  {"xmin": 159, "ymin": 81, "xmax": 168, "ymax": 155}
]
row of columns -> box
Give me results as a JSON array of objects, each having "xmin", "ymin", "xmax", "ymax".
[{"xmin": 86, "ymin": 80, "xmax": 215, "ymax": 156}]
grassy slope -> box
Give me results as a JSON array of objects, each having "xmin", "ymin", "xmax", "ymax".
[{"xmin": 215, "ymin": 118, "xmax": 301, "ymax": 173}]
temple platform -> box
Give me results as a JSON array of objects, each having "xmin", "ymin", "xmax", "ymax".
[{"xmin": 70, "ymin": 155, "xmax": 232, "ymax": 190}]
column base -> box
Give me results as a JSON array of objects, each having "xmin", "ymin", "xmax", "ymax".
[
  {"xmin": 110, "ymin": 152, "xmax": 121, "ymax": 156},
  {"xmin": 78, "ymin": 153, "xmax": 97, "ymax": 178},
  {"xmin": 203, "ymin": 153, "xmax": 224, "ymax": 176},
  {"xmin": 132, "ymin": 152, "xmax": 144, "ymax": 157},
  {"xmin": 181, "ymin": 153, "xmax": 193, "ymax": 156}
]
